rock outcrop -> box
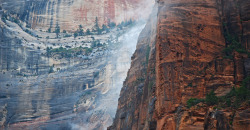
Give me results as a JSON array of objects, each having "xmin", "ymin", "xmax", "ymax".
[{"xmin": 109, "ymin": 0, "xmax": 250, "ymax": 129}]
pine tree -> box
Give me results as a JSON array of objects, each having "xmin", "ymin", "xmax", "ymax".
[
  {"xmin": 94, "ymin": 17, "xmax": 101, "ymax": 34},
  {"xmin": 48, "ymin": 28, "xmax": 51, "ymax": 33},
  {"xmin": 55, "ymin": 24, "xmax": 60, "ymax": 38},
  {"xmin": 102, "ymin": 24, "xmax": 109, "ymax": 33},
  {"xmin": 108, "ymin": 19, "xmax": 116, "ymax": 29},
  {"xmin": 74, "ymin": 32, "xmax": 78, "ymax": 39},
  {"xmin": 79, "ymin": 25, "xmax": 84, "ymax": 36},
  {"xmin": 86, "ymin": 29, "xmax": 91, "ymax": 35}
]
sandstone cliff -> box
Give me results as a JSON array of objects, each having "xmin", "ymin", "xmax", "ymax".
[
  {"xmin": 0, "ymin": 0, "xmax": 153, "ymax": 31},
  {"xmin": 109, "ymin": 0, "xmax": 250, "ymax": 129}
]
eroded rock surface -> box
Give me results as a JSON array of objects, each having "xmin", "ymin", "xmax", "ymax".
[
  {"xmin": 0, "ymin": 0, "xmax": 153, "ymax": 31},
  {"xmin": 0, "ymin": 9, "xmax": 146, "ymax": 129},
  {"xmin": 110, "ymin": 0, "xmax": 250, "ymax": 129}
]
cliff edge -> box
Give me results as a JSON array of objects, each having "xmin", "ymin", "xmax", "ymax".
[{"xmin": 109, "ymin": 0, "xmax": 250, "ymax": 129}]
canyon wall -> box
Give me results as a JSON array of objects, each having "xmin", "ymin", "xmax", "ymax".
[
  {"xmin": 109, "ymin": 0, "xmax": 250, "ymax": 129},
  {"xmin": 0, "ymin": 6, "xmax": 147, "ymax": 129},
  {"xmin": 0, "ymin": 0, "xmax": 153, "ymax": 31}
]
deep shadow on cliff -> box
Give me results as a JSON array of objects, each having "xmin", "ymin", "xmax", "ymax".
[{"xmin": 109, "ymin": 0, "xmax": 250, "ymax": 129}]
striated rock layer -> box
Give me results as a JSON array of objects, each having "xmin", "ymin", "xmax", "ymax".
[
  {"xmin": 0, "ymin": 0, "xmax": 153, "ymax": 31},
  {"xmin": 0, "ymin": 8, "xmax": 146, "ymax": 129},
  {"xmin": 109, "ymin": 0, "xmax": 250, "ymax": 129}
]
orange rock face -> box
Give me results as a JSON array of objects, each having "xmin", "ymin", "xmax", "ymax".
[
  {"xmin": 110, "ymin": 0, "xmax": 250, "ymax": 129},
  {"xmin": 12, "ymin": 0, "xmax": 153, "ymax": 31}
]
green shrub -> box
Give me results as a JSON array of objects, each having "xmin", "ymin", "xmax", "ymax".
[
  {"xmin": 85, "ymin": 47, "xmax": 93, "ymax": 54},
  {"xmin": 86, "ymin": 29, "xmax": 91, "ymax": 35},
  {"xmin": 48, "ymin": 28, "xmax": 51, "ymax": 33},
  {"xmin": 242, "ymin": 76, "xmax": 250, "ymax": 88},
  {"xmin": 221, "ymin": 79, "xmax": 250, "ymax": 108},
  {"xmin": 205, "ymin": 90, "xmax": 218, "ymax": 106},
  {"xmin": 186, "ymin": 77, "xmax": 249, "ymax": 109},
  {"xmin": 74, "ymin": 32, "xmax": 78, "ymax": 38},
  {"xmin": 223, "ymin": 32, "xmax": 249, "ymax": 58},
  {"xmin": 236, "ymin": 86, "xmax": 250, "ymax": 102},
  {"xmin": 187, "ymin": 98, "xmax": 204, "ymax": 108}
]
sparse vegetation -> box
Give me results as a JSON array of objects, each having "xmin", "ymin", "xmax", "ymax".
[
  {"xmin": 187, "ymin": 98, "xmax": 204, "ymax": 108},
  {"xmin": 84, "ymin": 47, "xmax": 93, "ymax": 55},
  {"xmin": 205, "ymin": 90, "xmax": 218, "ymax": 106},
  {"xmin": 93, "ymin": 17, "xmax": 101, "ymax": 35},
  {"xmin": 46, "ymin": 46, "xmax": 94, "ymax": 58},
  {"xmin": 187, "ymin": 76, "xmax": 250, "ymax": 109},
  {"xmin": 76, "ymin": 25, "xmax": 84, "ymax": 36},
  {"xmin": 91, "ymin": 40, "xmax": 102, "ymax": 48},
  {"xmin": 55, "ymin": 24, "xmax": 60, "ymax": 38},
  {"xmin": 74, "ymin": 32, "xmax": 78, "ymax": 39},
  {"xmin": 102, "ymin": 24, "xmax": 109, "ymax": 33},
  {"xmin": 117, "ymin": 19, "xmax": 134, "ymax": 30},
  {"xmin": 69, "ymin": 18, "xmax": 135, "ymax": 38},
  {"xmin": 48, "ymin": 28, "xmax": 51, "ymax": 33},
  {"xmin": 223, "ymin": 23, "xmax": 250, "ymax": 58},
  {"xmin": 64, "ymin": 34, "xmax": 71, "ymax": 37},
  {"xmin": 108, "ymin": 19, "xmax": 116, "ymax": 29},
  {"xmin": 86, "ymin": 29, "xmax": 91, "ymax": 35}
]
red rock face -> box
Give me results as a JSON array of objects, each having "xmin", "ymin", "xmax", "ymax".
[
  {"xmin": 110, "ymin": 0, "xmax": 250, "ymax": 129},
  {"xmin": 104, "ymin": 0, "xmax": 115, "ymax": 24},
  {"xmin": 19, "ymin": 0, "xmax": 153, "ymax": 31}
]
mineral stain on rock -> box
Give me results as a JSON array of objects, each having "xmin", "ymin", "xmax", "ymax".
[
  {"xmin": 109, "ymin": 0, "xmax": 250, "ymax": 130},
  {"xmin": 1, "ymin": 0, "xmax": 250, "ymax": 130},
  {"xmin": 0, "ymin": 0, "xmax": 154, "ymax": 129}
]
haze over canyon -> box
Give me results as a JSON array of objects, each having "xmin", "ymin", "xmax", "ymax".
[{"xmin": 0, "ymin": 0, "xmax": 250, "ymax": 130}]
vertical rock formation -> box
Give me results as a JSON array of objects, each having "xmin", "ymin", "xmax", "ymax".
[
  {"xmin": 109, "ymin": 3, "xmax": 158, "ymax": 129},
  {"xmin": 110, "ymin": 0, "xmax": 250, "ymax": 129}
]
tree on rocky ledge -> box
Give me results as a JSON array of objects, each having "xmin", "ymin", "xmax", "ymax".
[
  {"xmin": 93, "ymin": 17, "xmax": 101, "ymax": 35},
  {"xmin": 78, "ymin": 25, "xmax": 84, "ymax": 36},
  {"xmin": 74, "ymin": 32, "xmax": 78, "ymax": 39},
  {"xmin": 55, "ymin": 24, "xmax": 60, "ymax": 38},
  {"xmin": 47, "ymin": 28, "xmax": 51, "ymax": 33},
  {"xmin": 102, "ymin": 24, "xmax": 109, "ymax": 33},
  {"xmin": 108, "ymin": 19, "xmax": 116, "ymax": 29},
  {"xmin": 86, "ymin": 29, "xmax": 91, "ymax": 35}
]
